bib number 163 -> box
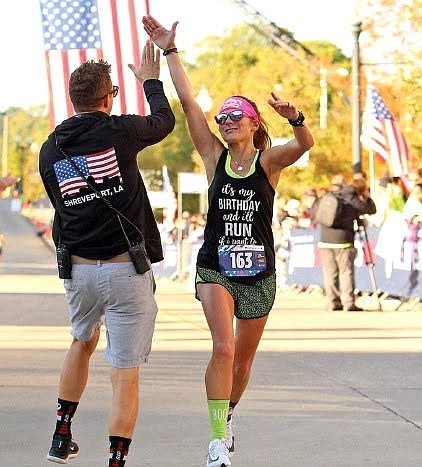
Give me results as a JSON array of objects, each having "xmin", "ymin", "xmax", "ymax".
[
  {"xmin": 218, "ymin": 244, "xmax": 267, "ymax": 277},
  {"xmin": 229, "ymin": 251, "xmax": 252, "ymax": 269}
]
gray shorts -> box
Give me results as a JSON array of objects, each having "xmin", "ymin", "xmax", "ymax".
[{"xmin": 63, "ymin": 261, "xmax": 158, "ymax": 368}]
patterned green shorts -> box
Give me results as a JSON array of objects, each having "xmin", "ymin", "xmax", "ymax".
[{"xmin": 195, "ymin": 266, "xmax": 276, "ymax": 319}]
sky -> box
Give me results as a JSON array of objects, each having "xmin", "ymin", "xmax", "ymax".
[{"xmin": 0, "ymin": 0, "xmax": 357, "ymax": 111}]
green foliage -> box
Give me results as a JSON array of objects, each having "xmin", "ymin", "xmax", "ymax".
[
  {"xmin": 185, "ymin": 25, "xmax": 354, "ymax": 199},
  {"xmin": 138, "ymin": 99, "xmax": 195, "ymax": 190},
  {"xmin": 304, "ymin": 40, "xmax": 350, "ymax": 64},
  {"xmin": 1, "ymin": 106, "xmax": 49, "ymax": 201},
  {"xmin": 360, "ymin": 0, "xmax": 421, "ymax": 170}
]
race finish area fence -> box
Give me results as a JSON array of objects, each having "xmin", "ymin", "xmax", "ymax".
[
  {"xmin": 285, "ymin": 216, "xmax": 421, "ymax": 310},
  {"xmin": 20, "ymin": 199, "xmax": 421, "ymax": 311}
]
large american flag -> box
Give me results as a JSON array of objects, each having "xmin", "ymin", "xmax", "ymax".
[
  {"xmin": 54, "ymin": 147, "xmax": 122, "ymax": 197},
  {"xmin": 39, "ymin": 0, "xmax": 149, "ymax": 129},
  {"xmin": 361, "ymin": 84, "xmax": 410, "ymax": 177}
]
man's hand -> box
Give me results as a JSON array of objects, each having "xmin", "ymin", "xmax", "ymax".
[{"xmin": 128, "ymin": 41, "xmax": 160, "ymax": 82}]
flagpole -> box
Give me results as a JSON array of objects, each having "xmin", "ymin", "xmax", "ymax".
[
  {"xmin": 369, "ymin": 150, "xmax": 375, "ymax": 195},
  {"xmin": 44, "ymin": 51, "xmax": 56, "ymax": 130},
  {"xmin": 352, "ymin": 22, "xmax": 362, "ymax": 173}
]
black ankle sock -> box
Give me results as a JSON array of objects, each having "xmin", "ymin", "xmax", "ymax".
[
  {"xmin": 228, "ymin": 401, "xmax": 237, "ymax": 421},
  {"xmin": 54, "ymin": 398, "xmax": 79, "ymax": 438},
  {"xmin": 109, "ymin": 436, "xmax": 131, "ymax": 467}
]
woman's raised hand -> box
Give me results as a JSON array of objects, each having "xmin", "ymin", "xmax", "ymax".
[
  {"xmin": 142, "ymin": 15, "xmax": 178, "ymax": 50},
  {"xmin": 268, "ymin": 92, "xmax": 299, "ymax": 120}
]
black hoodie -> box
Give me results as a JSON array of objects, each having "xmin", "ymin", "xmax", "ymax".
[{"xmin": 39, "ymin": 79, "xmax": 175, "ymax": 262}]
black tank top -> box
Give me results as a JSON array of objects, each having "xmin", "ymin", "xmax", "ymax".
[{"xmin": 197, "ymin": 149, "xmax": 275, "ymax": 283}]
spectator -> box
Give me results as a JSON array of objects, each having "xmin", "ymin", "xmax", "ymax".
[
  {"xmin": 388, "ymin": 176, "xmax": 407, "ymax": 212},
  {"xmin": 282, "ymin": 198, "xmax": 301, "ymax": 229},
  {"xmin": 402, "ymin": 183, "xmax": 422, "ymax": 225},
  {"xmin": 370, "ymin": 174, "xmax": 392, "ymax": 226},
  {"xmin": 0, "ymin": 174, "xmax": 18, "ymax": 193},
  {"xmin": 188, "ymin": 213, "xmax": 206, "ymax": 242},
  {"xmin": 312, "ymin": 174, "xmax": 376, "ymax": 312},
  {"xmin": 299, "ymin": 188, "xmax": 317, "ymax": 227},
  {"xmin": 316, "ymin": 186, "xmax": 328, "ymax": 198},
  {"xmin": 417, "ymin": 167, "xmax": 422, "ymax": 184},
  {"xmin": 352, "ymin": 170, "xmax": 368, "ymax": 183},
  {"xmin": 406, "ymin": 171, "xmax": 421, "ymax": 194},
  {"xmin": 0, "ymin": 232, "xmax": 5, "ymax": 262},
  {"xmin": 181, "ymin": 210, "xmax": 193, "ymax": 238},
  {"xmin": 352, "ymin": 176, "xmax": 370, "ymax": 199},
  {"xmin": 10, "ymin": 190, "xmax": 22, "ymax": 212}
]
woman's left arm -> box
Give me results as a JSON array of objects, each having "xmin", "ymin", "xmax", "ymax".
[{"xmin": 261, "ymin": 92, "xmax": 314, "ymax": 186}]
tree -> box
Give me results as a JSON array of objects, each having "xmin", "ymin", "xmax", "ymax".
[
  {"xmin": 7, "ymin": 13, "xmax": 420, "ymax": 203},
  {"xmin": 138, "ymin": 99, "xmax": 195, "ymax": 191},
  {"xmin": 1, "ymin": 106, "xmax": 49, "ymax": 201},
  {"xmin": 360, "ymin": 0, "xmax": 421, "ymax": 169},
  {"xmin": 181, "ymin": 25, "xmax": 353, "ymax": 199}
]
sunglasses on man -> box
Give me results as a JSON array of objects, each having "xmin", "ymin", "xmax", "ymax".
[
  {"xmin": 214, "ymin": 109, "xmax": 247, "ymax": 125},
  {"xmin": 99, "ymin": 85, "xmax": 119, "ymax": 100}
]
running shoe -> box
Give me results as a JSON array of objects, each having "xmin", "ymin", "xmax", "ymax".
[
  {"xmin": 225, "ymin": 418, "xmax": 235, "ymax": 457},
  {"xmin": 47, "ymin": 435, "xmax": 79, "ymax": 464},
  {"xmin": 206, "ymin": 438, "xmax": 231, "ymax": 467}
]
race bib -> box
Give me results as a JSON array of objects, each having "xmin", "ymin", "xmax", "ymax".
[{"xmin": 218, "ymin": 244, "xmax": 267, "ymax": 277}]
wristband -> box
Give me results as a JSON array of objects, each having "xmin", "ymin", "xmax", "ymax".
[
  {"xmin": 163, "ymin": 47, "xmax": 178, "ymax": 56},
  {"xmin": 288, "ymin": 110, "xmax": 305, "ymax": 127}
]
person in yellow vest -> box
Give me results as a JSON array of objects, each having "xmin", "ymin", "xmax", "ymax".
[{"xmin": 312, "ymin": 175, "xmax": 376, "ymax": 312}]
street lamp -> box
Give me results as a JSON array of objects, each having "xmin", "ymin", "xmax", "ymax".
[
  {"xmin": 352, "ymin": 21, "xmax": 362, "ymax": 174},
  {"xmin": 319, "ymin": 67, "xmax": 350, "ymax": 129}
]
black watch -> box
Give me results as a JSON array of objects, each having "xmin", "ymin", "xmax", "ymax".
[{"xmin": 288, "ymin": 110, "xmax": 305, "ymax": 127}]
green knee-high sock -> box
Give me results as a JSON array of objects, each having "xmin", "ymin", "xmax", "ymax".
[{"xmin": 207, "ymin": 399, "xmax": 229, "ymax": 440}]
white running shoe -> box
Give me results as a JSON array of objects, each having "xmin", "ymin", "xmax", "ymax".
[
  {"xmin": 225, "ymin": 418, "xmax": 235, "ymax": 457},
  {"xmin": 206, "ymin": 438, "xmax": 231, "ymax": 467}
]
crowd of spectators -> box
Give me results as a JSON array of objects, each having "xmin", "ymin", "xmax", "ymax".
[
  {"xmin": 271, "ymin": 169, "xmax": 422, "ymax": 283},
  {"xmin": 273, "ymin": 168, "xmax": 422, "ymax": 232},
  {"xmin": 151, "ymin": 168, "xmax": 422, "ymax": 285},
  {"xmin": 2, "ymin": 168, "xmax": 421, "ymax": 289}
]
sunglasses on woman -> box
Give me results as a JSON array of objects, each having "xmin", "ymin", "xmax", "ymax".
[{"xmin": 214, "ymin": 109, "xmax": 246, "ymax": 125}]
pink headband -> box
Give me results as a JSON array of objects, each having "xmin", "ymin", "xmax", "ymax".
[{"xmin": 218, "ymin": 96, "xmax": 258, "ymax": 120}]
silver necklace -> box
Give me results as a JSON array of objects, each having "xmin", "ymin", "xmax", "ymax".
[{"xmin": 231, "ymin": 151, "xmax": 256, "ymax": 171}]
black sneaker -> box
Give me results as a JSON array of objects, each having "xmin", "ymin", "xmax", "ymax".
[{"xmin": 47, "ymin": 435, "xmax": 79, "ymax": 464}]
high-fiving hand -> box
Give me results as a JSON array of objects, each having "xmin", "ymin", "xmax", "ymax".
[
  {"xmin": 142, "ymin": 15, "xmax": 178, "ymax": 51},
  {"xmin": 128, "ymin": 40, "xmax": 160, "ymax": 82}
]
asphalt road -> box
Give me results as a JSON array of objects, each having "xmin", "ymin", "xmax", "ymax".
[{"xmin": 1, "ymin": 198, "xmax": 422, "ymax": 466}]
